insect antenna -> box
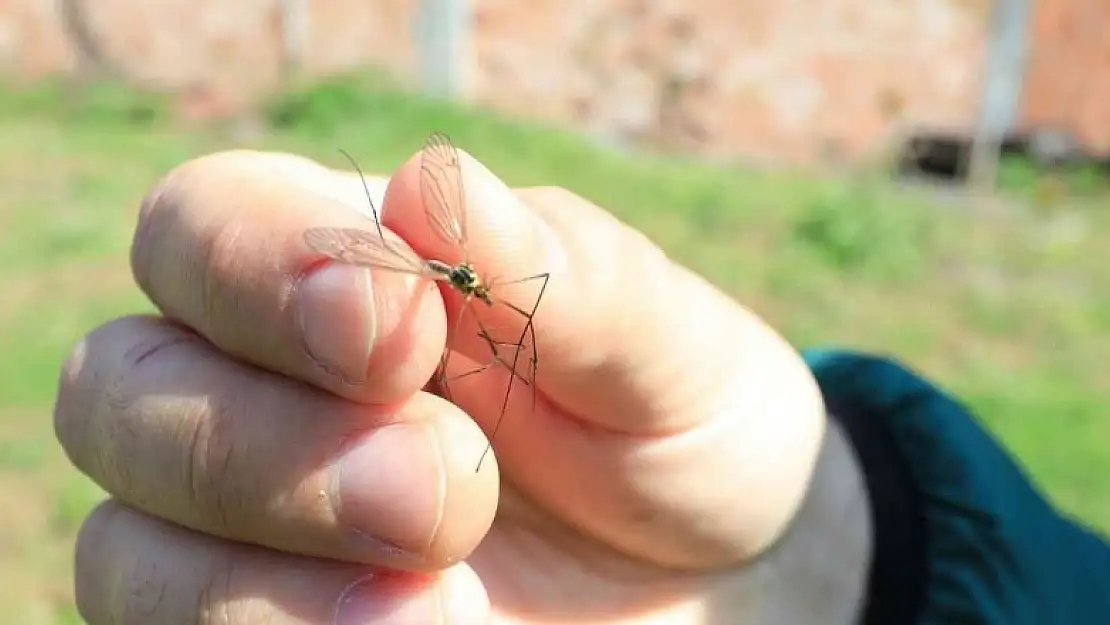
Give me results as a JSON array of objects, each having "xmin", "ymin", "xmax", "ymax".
[{"xmin": 336, "ymin": 148, "xmax": 389, "ymax": 245}]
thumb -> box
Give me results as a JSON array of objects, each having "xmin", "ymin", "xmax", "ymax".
[{"xmin": 379, "ymin": 141, "xmax": 826, "ymax": 569}]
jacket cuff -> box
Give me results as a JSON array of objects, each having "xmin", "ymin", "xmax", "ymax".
[{"xmin": 805, "ymin": 348, "xmax": 1110, "ymax": 625}]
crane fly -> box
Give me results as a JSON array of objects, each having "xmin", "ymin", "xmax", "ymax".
[{"xmin": 302, "ymin": 132, "xmax": 549, "ymax": 471}]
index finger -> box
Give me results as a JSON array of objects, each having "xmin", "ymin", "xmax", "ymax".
[
  {"xmin": 379, "ymin": 143, "xmax": 757, "ymax": 434},
  {"xmin": 379, "ymin": 142, "xmax": 824, "ymax": 569}
]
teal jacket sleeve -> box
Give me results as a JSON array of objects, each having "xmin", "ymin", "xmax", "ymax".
[{"xmin": 804, "ymin": 348, "xmax": 1110, "ymax": 625}]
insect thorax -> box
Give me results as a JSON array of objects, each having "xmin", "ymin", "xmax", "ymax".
[{"xmin": 449, "ymin": 263, "xmax": 483, "ymax": 292}]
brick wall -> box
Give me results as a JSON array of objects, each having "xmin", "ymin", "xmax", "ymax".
[
  {"xmin": 0, "ymin": 0, "xmax": 992, "ymax": 165},
  {"xmin": 1022, "ymin": 0, "xmax": 1110, "ymax": 154}
]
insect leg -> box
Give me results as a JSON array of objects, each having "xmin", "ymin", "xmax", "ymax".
[
  {"xmin": 442, "ymin": 328, "xmax": 532, "ymax": 387},
  {"xmin": 494, "ymin": 272, "xmax": 551, "ymax": 414},
  {"xmin": 436, "ymin": 295, "xmax": 474, "ymax": 405},
  {"xmin": 474, "ymin": 271, "xmax": 550, "ymax": 472},
  {"xmin": 436, "ymin": 297, "xmax": 532, "ymax": 398}
]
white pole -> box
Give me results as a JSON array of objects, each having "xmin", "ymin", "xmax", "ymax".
[
  {"xmin": 415, "ymin": 0, "xmax": 472, "ymax": 100},
  {"xmin": 968, "ymin": 0, "xmax": 1033, "ymax": 192},
  {"xmin": 278, "ymin": 0, "xmax": 310, "ymax": 80}
]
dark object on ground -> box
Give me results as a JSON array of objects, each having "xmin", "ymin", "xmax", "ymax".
[{"xmin": 895, "ymin": 127, "xmax": 1110, "ymax": 183}]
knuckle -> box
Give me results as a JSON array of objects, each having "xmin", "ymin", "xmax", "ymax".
[
  {"xmin": 57, "ymin": 316, "xmax": 205, "ymax": 502},
  {"xmin": 74, "ymin": 499, "xmax": 121, "ymax": 567},
  {"xmin": 75, "ymin": 502, "xmax": 189, "ymax": 625},
  {"xmin": 54, "ymin": 334, "xmax": 94, "ymax": 462},
  {"xmin": 131, "ymin": 158, "xmax": 194, "ymax": 297},
  {"xmin": 57, "ymin": 312, "xmax": 254, "ymax": 539},
  {"xmin": 55, "ymin": 318, "xmax": 163, "ymax": 484},
  {"xmin": 74, "ymin": 500, "xmax": 134, "ymax": 623},
  {"xmin": 182, "ymin": 398, "xmax": 238, "ymax": 532},
  {"xmin": 97, "ymin": 319, "xmax": 240, "ymax": 529},
  {"xmin": 196, "ymin": 212, "xmax": 250, "ymax": 339},
  {"xmin": 131, "ymin": 151, "xmax": 256, "ymax": 321}
]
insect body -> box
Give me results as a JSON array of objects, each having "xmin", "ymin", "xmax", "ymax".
[
  {"xmin": 429, "ymin": 260, "xmax": 494, "ymax": 306},
  {"xmin": 302, "ymin": 132, "xmax": 549, "ymax": 471}
]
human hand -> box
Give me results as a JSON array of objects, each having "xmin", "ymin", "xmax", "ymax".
[{"xmin": 55, "ymin": 144, "xmax": 827, "ymax": 623}]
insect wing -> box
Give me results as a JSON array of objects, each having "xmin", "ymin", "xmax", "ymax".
[
  {"xmin": 303, "ymin": 227, "xmax": 432, "ymax": 277},
  {"xmin": 419, "ymin": 132, "xmax": 468, "ymax": 250}
]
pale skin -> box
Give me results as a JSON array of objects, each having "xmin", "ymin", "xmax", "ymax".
[{"xmin": 54, "ymin": 146, "xmax": 828, "ymax": 624}]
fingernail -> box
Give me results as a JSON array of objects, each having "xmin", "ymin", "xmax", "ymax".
[
  {"xmin": 297, "ymin": 263, "xmax": 375, "ymax": 385},
  {"xmin": 334, "ymin": 575, "xmax": 440, "ymax": 625},
  {"xmin": 334, "ymin": 424, "xmax": 443, "ymax": 555}
]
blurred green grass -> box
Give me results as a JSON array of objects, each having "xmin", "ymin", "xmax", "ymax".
[{"xmin": 1, "ymin": 74, "xmax": 1108, "ymax": 623}]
